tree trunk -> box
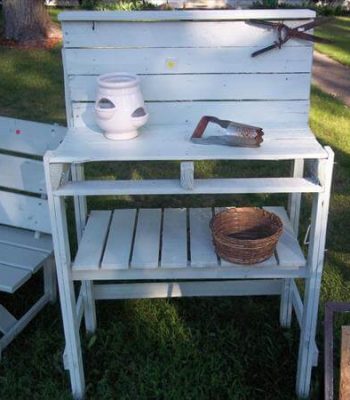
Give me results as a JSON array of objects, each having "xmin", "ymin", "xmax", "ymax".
[{"xmin": 3, "ymin": 0, "xmax": 51, "ymax": 42}]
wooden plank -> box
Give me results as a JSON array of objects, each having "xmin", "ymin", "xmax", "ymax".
[
  {"xmin": 74, "ymin": 210, "xmax": 112, "ymax": 270},
  {"xmin": 0, "ymin": 264, "xmax": 32, "ymax": 294},
  {"xmin": 189, "ymin": 208, "xmax": 218, "ymax": 267},
  {"xmin": 69, "ymin": 73, "xmax": 310, "ymax": 102},
  {"xmin": 72, "ymin": 101, "xmax": 310, "ymax": 130},
  {"xmin": 160, "ymin": 208, "xmax": 188, "ymax": 268},
  {"xmin": 0, "ymin": 190, "xmax": 51, "ymax": 234},
  {"xmin": 0, "ymin": 116, "xmax": 66, "ymax": 156},
  {"xmin": 0, "ymin": 154, "xmax": 45, "ymax": 194},
  {"xmin": 55, "ymin": 178, "xmax": 322, "ymax": 197},
  {"xmin": 59, "ymin": 10, "xmax": 316, "ymax": 22},
  {"xmin": 0, "ymin": 225, "xmax": 52, "ymax": 253},
  {"xmin": 73, "ymin": 263, "xmax": 306, "ymax": 281},
  {"xmin": 61, "ymin": 19, "xmax": 314, "ymax": 48},
  {"xmin": 0, "ymin": 243, "xmax": 49, "ymax": 273},
  {"xmin": 93, "ymin": 279, "xmax": 283, "ymax": 300},
  {"xmin": 49, "ymin": 126, "xmax": 327, "ymax": 164},
  {"xmin": 213, "ymin": 208, "xmax": 278, "ymax": 268},
  {"xmin": 64, "ymin": 46, "xmax": 313, "ymax": 75},
  {"xmin": 0, "ymin": 304, "xmax": 17, "ymax": 333},
  {"xmin": 101, "ymin": 209, "xmax": 137, "ymax": 269},
  {"xmin": 130, "ymin": 209, "xmax": 161, "ymax": 269},
  {"xmin": 264, "ymin": 206, "xmax": 306, "ymax": 267},
  {"xmin": 340, "ymin": 326, "xmax": 350, "ymax": 400}
]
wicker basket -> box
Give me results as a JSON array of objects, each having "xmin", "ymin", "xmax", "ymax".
[{"xmin": 210, "ymin": 208, "xmax": 283, "ymax": 265}]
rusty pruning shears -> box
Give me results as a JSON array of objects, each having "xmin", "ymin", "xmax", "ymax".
[{"xmin": 247, "ymin": 18, "xmax": 332, "ymax": 58}]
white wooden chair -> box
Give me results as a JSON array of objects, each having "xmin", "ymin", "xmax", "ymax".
[{"xmin": 0, "ymin": 116, "xmax": 65, "ymax": 357}]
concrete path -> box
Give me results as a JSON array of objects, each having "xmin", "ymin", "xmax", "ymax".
[{"xmin": 312, "ymin": 51, "xmax": 350, "ymax": 107}]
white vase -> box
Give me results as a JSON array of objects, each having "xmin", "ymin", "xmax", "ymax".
[{"xmin": 95, "ymin": 73, "xmax": 149, "ymax": 140}]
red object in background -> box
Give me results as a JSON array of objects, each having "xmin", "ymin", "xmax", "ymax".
[{"xmin": 15, "ymin": 129, "xmax": 21, "ymax": 135}]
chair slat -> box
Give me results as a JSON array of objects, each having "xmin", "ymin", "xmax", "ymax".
[
  {"xmin": 0, "ymin": 264, "xmax": 31, "ymax": 294},
  {"xmin": 0, "ymin": 225, "xmax": 52, "ymax": 253},
  {"xmin": 0, "ymin": 190, "xmax": 51, "ymax": 234},
  {"xmin": 0, "ymin": 116, "xmax": 66, "ymax": 156},
  {"xmin": 0, "ymin": 243, "xmax": 49, "ymax": 273},
  {"xmin": 0, "ymin": 154, "xmax": 45, "ymax": 194}
]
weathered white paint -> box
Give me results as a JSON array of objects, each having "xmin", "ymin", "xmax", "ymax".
[
  {"xmin": 101, "ymin": 209, "xmax": 137, "ymax": 270},
  {"xmin": 0, "ymin": 190, "xmax": 51, "ymax": 234},
  {"xmin": 93, "ymin": 280, "xmax": 283, "ymax": 300},
  {"xmin": 72, "ymin": 101, "xmax": 310, "ymax": 130},
  {"xmin": 64, "ymin": 47, "xmax": 313, "ymax": 75},
  {"xmin": 0, "ymin": 154, "xmax": 46, "ymax": 194},
  {"xmin": 0, "ymin": 116, "xmax": 65, "ymax": 156},
  {"xmin": 160, "ymin": 208, "xmax": 188, "ymax": 268},
  {"xmin": 50, "ymin": 126, "xmax": 327, "ymax": 163},
  {"xmin": 69, "ymin": 74, "xmax": 310, "ymax": 103},
  {"xmin": 131, "ymin": 209, "xmax": 162, "ymax": 269},
  {"xmin": 58, "ymin": 10, "xmax": 316, "ymax": 22}
]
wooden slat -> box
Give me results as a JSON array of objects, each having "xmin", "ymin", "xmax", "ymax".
[
  {"xmin": 0, "ymin": 264, "xmax": 31, "ymax": 294},
  {"xmin": 101, "ymin": 209, "xmax": 136, "ymax": 270},
  {"xmin": 264, "ymin": 206, "xmax": 306, "ymax": 267},
  {"xmin": 0, "ymin": 154, "xmax": 45, "ymax": 194},
  {"xmin": 61, "ymin": 20, "xmax": 314, "ymax": 48},
  {"xmin": 49, "ymin": 126, "xmax": 327, "ymax": 164},
  {"xmin": 0, "ymin": 116, "xmax": 66, "ymax": 156},
  {"xmin": 74, "ymin": 210, "xmax": 112, "ymax": 270},
  {"xmin": 160, "ymin": 208, "xmax": 188, "ymax": 268},
  {"xmin": 0, "ymin": 243, "xmax": 48, "ymax": 273},
  {"xmin": 93, "ymin": 280, "xmax": 283, "ymax": 300},
  {"xmin": 55, "ymin": 178, "xmax": 322, "ymax": 197},
  {"xmin": 0, "ymin": 304, "xmax": 18, "ymax": 333},
  {"xmin": 64, "ymin": 46, "xmax": 312, "ymax": 75},
  {"xmin": 69, "ymin": 73, "xmax": 310, "ymax": 102},
  {"xmin": 213, "ymin": 208, "xmax": 278, "ymax": 268},
  {"xmin": 72, "ymin": 101, "xmax": 310, "ymax": 130},
  {"xmin": 0, "ymin": 190, "xmax": 51, "ymax": 234},
  {"xmin": 59, "ymin": 10, "xmax": 316, "ymax": 22},
  {"xmin": 130, "ymin": 209, "xmax": 161, "ymax": 269},
  {"xmin": 340, "ymin": 326, "xmax": 350, "ymax": 400},
  {"xmin": 189, "ymin": 208, "xmax": 218, "ymax": 267},
  {"xmin": 0, "ymin": 225, "xmax": 52, "ymax": 253}
]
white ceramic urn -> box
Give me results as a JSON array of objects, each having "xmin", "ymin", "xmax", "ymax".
[{"xmin": 95, "ymin": 73, "xmax": 149, "ymax": 140}]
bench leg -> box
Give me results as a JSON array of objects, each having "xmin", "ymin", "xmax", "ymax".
[
  {"xmin": 280, "ymin": 279, "xmax": 293, "ymax": 328},
  {"xmin": 296, "ymin": 149, "xmax": 333, "ymax": 398},
  {"xmin": 82, "ymin": 281, "xmax": 96, "ymax": 334},
  {"xmin": 282, "ymin": 159, "xmax": 304, "ymax": 329},
  {"xmin": 71, "ymin": 164, "xmax": 97, "ymax": 334},
  {"xmin": 44, "ymin": 255, "xmax": 57, "ymax": 303}
]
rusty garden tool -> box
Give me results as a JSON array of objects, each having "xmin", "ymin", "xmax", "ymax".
[
  {"xmin": 247, "ymin": 18, "xmax": 331, "ymax": 58},
  {"xmin": 190, "ymin": 116, "xmax": 264, "ymax": 147}
]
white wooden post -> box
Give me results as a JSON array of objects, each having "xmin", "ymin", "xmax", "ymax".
[
  {"xmin": 44, "ymin": 156, "xmax": 85, "ymax": 399},
  {"xmin": 296, "ymin": 147, "xmax": 334, "ymax": 398},
  {"xmin": 71, "ymin": 163, "xmax": 97, "ymax": 334},
  {"xmin": 281, "ymin": 159, "xmax": 304, "ymax": 328}
]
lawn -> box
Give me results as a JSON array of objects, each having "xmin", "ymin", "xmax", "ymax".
[
  {"xmin": 315, "ymin": 16, "xmax": 350, "ymax": 67},
  {"xmin": 0, "ymin": 14, "xmax": 350, "ymax": 400}
]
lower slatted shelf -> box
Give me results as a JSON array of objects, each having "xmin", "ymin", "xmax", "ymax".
[{"xmin": 72, "ymin": 206, "xmax": 306, "ymax": 280}]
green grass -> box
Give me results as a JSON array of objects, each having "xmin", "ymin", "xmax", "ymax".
[
  {"xmin": 1, "ymin": 19, "xmax": 350, "ymax": 400},
  {"xmin": 315, "ymin": 17, "xmax": 350, "ymax": 67}
]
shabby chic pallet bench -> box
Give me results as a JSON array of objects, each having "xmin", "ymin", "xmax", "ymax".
[
  {"xmin": 45, "ymin": 9, "xmax": 334, "ymax": 399},
  {"xmin": 0, "ymin": 116, "xmax": 65, "ymax": 357}
]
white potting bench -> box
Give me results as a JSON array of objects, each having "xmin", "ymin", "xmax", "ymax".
[{"xmin": 45, "ymin": 9, "xmax": 333, "ymax": 399}]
